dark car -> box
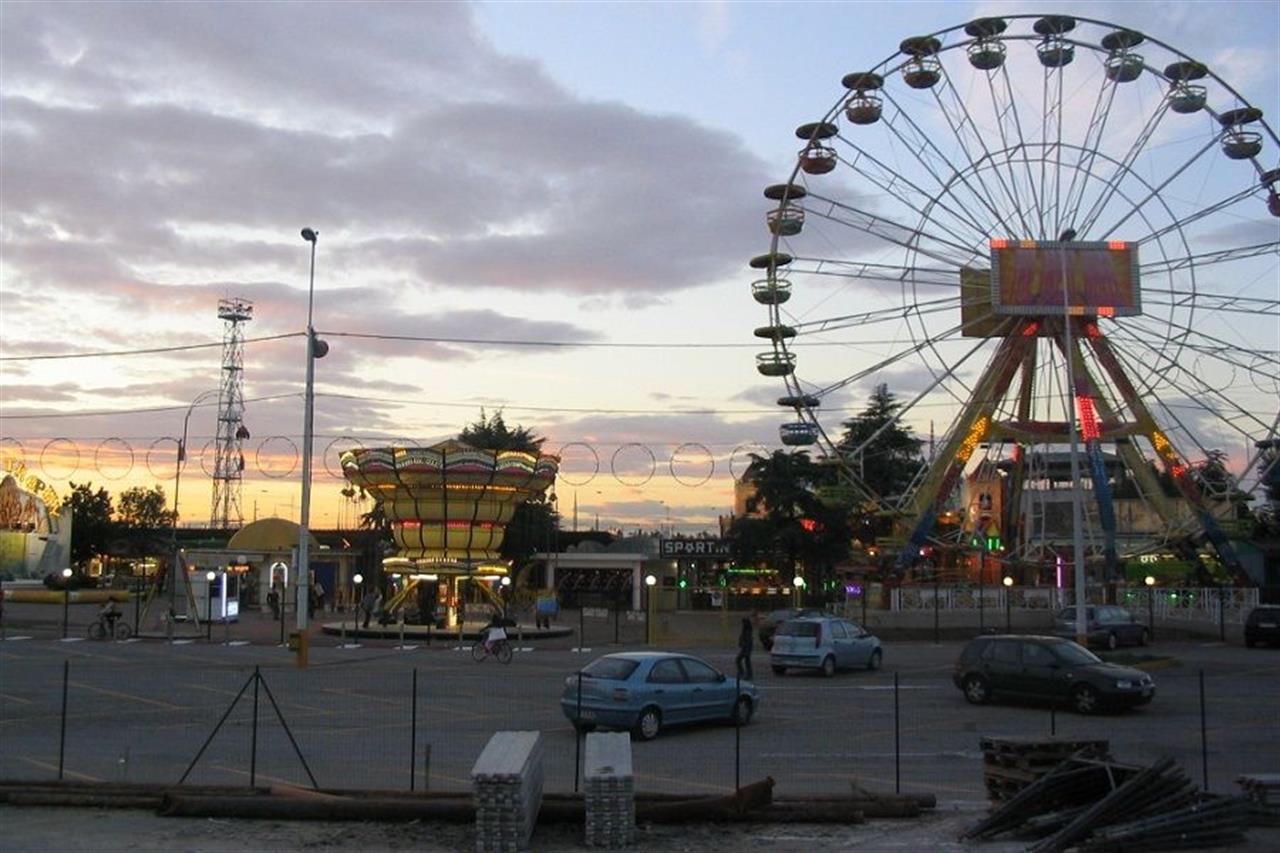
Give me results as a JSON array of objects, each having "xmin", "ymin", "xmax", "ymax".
[
  {"xmin": 1245, "ymin": 606, "xmax": 1280, "ymax": 648},
  {"xmin": 953, "ymin": 634, "xmax": 1155, "ymax": 715},
  {"xmin": 758, "ymin": 607, "xmax": 825, "ymax": 650},
  {"xmin": 1053, "ymin": 605, "xmax": 1149, "ymax": 650}
]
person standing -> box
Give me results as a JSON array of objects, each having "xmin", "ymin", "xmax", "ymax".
[
  {"xmin": 267, "ymin": 585, "xmax": 281, "ymax": 621},
  {"xmin": 735, "ymin": 616, "xmax": 754, "ymax": 681}
]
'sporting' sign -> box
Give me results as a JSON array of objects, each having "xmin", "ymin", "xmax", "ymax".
[{"xmin": 660, "ymin": 538, "xmax": 731, "ymax": 558}]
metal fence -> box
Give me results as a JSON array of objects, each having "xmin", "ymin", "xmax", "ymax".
[
  {"xmin": 2, "ymin": 640, "xmax": 1274, "ymax": 801},
  {"xmin": 889, "ymin": 586, "xmax": 1259, "ymax": 624}
]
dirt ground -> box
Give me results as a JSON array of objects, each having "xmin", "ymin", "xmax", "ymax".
[
  {"xmin": 3, "ymin": 802, "xmax": 1278, "ymax": 853},
  {"xmin": 0, "ymin": 802, "xmax": 1016, "ymax": 852}
]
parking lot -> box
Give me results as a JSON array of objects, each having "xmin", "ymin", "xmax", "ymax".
[{"xmin": 2, "ymin": 610, "xmax": 1278, "ymax": 803}]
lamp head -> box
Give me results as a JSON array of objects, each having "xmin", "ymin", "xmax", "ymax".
[
  {"xmin": 206, "ymin": 571, "xmax": 216, "ymax": 581},
  {"xmin": 301, "ymin": 227, "xmax": 318, "ymax": 243},
  {"xmin": 1002, "ymin": 576, "xmax": 1013, "ymax": 587},
  {"xmin": 62, "ymin": 567, "xmax": 73, "ymax": 578}
]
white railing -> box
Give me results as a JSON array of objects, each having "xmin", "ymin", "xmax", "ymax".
[{"xmin": 889, "ymin": 585, "xmax": 1258, "ymax": 624}]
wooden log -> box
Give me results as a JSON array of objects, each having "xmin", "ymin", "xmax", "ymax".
[
  {"xmin": 7, "ymin": 792, "xmax": 161, "ymax": 809},
  {"xmin": 159, "ymin": 794, "xmax": 476, "ymax": 822}
]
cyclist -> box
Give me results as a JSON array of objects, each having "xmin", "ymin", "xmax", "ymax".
[
  {"xmin": 482, "ymin": 609, "xmax": 507, "ymax": 654},
  {"xmin": 99, "ymin": 600, "xmax": 122, "ymax": 635}
]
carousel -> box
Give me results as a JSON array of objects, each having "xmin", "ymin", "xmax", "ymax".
[{"xmin": 341, "ymin": 439, "xmax": 558, "ymax": 626}]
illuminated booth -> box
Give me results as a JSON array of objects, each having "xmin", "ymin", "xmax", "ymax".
[{"xmin": 341, "ymin": 440, "xmax": 558, "ymax": 626}]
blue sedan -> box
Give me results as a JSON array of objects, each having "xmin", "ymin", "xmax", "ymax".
[{"xmin": 560, "ymin": 651, "xmax": 759, "ymax": 741}]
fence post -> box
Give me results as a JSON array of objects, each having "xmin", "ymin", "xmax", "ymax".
[
  {"xmin": 1218, "ymin": 588, "xmax": 1226, "ymax": 642},
  {"xmin": 58, "ymin": 659, "xmax": 69, "ymax": 780},
  {"xmin": 614, "ymin": 606, "xmax": 621, "ymax": 645},
  {"xmin": 410, "ymin": 667, "xmax": 418, "ymax": 791},
  {"xmin": 574, "ymin": 672, "xmax": 583, "ymax": 794},
  {"xmin": 1199, "ymin": 669, "xmax": 1209, "ymax": 791},
  {"xmin": 893, "ymin": 671, "xmax": 900, "ymax": 794},
  {"xmin": 579, "ymin": 607, "xmax": 585, "ymax": 648},
  {"xmin": 423, "ymin": 743, "xmax": 432, "ymax": 790},
  {"xmin": 735, "ymin": 675, "xmax": 742, "ymax": 794},
  {"xmin": 250, "ymin": 666, "xmax": 260, "ymax": 788}
]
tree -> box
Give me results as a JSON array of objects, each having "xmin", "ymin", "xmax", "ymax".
[
  {"xmin": 459, "ymin": 409, "xmax": 545, "ymax": 453},
  {"xmin": 728, "ymin": 450, "xmax": 850, "ymax": 595},
  {"xmin": 61, "ymin": 482, "xmax": 114, "ymax": 568},
  {"xmin": 836, "ymin": 383, "xmax": 925, "ymax": 500},
  {"xmin": 116, "ymin": 486, "xmax": 175, "ymax": 528}
]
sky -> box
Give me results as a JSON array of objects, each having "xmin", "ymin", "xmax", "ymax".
[{"xmin": 1, "ymin": 0, "xmax": 1278, "ymax": 536}]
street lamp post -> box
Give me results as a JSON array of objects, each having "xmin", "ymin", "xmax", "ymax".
[
  {"xmin": 172, "ymin": 389, "xmax": 219, "ymax": 619},
  {"xmin": 793, "ymin": 575, "xmax": 806, "ymax": 608},
  {"xmin": 297, "ymin": 227, "xmax": 327, "ymax": 634},
  {"xmin": 1058, "ymin": 229, "xmax": 1089, "ymax": 646},
  {"xmin": 1002, "ymin": 575, "xmax": 1014, "ymax": 633},
  {"xmin": 61, "ymin": 568, "xmax": 73, "ymax": 638},
  {"xmin": 644, "ymin": 574, "xmax": 657, "ymax": 645},
  {"xmin": 205, "ymin": 571, "xmax": 216, "ymax": 643}
]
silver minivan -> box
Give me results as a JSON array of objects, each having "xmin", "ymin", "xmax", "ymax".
[{"xmin": 769, "ymin": 616, "xmax": 882, "ymax": 677}]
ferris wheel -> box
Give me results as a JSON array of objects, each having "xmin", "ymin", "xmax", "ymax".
[{"xmin": 753, "ymin": 13, "xmax": 1279, "ymax": 578}]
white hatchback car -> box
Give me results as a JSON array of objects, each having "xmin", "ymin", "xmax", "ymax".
[{"xmin": 769, "ymin": 616, "xmax": 882, "ymax": 677}]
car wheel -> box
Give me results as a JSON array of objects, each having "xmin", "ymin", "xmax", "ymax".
[
  {"xmin": 732, "ymin": 696, "xmax": 753, "ymax": 726},
  {"xmin": 821, "ymin": 656, "xmax": 836, "ymax": 678},
  {"xmin": 771, "ymin": 665, "xmax": 787, "ymax": 676},
  {"xmin": 1072, "ymin": 685, "xmax": 1101, "ymax": 715},
  {"xmin": 963, "ymin": 675, "xmax": 990, "ymax": 705},
  {"xmin": 1138, "ymin": 629, "xmax": 1149, "ymax": 647},
  {"xmin": 634, "ymin": 707, "xmax": 662, "ymax": 741},
  {"xmin": 867, "ymin": 649, "xmax": 882, "ymax": 671},
  {"xmin": 1106, "ymin": 632, "xmax": 1119, "ymax": 651}
]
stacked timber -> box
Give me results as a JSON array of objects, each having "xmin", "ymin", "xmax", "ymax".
[
  {"xmin": 583, "ymin": 732, "xmax": 634, "ymax": 847},
  {"xmin": 471, "ymin": 731, "xmax": 544, "ymax": 853},
  {"xmin": 1237, "ymin": 773, "xmax": 1280, "ymax": 825},
  {"xmin": 980, "ymin": 735, "xmax": 1110, "ymax": 801},
  {"xmin": 966, "ymin": 754, "xmax": 1253, "ymax": 851}
]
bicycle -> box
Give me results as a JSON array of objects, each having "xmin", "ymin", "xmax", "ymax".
[
  {"xmin": 471, "ymin": 637, "xmax": 513, "ymax": 664},
  {"xmin": 87, "ymin": 615, "xmax": 132, "ymax": 641}
]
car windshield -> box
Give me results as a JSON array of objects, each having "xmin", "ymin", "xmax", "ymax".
[
  {"xmin": 581, "ymin": 658, "xmax": 639, "ymax": 680},
  {"xmin": 778, "ymin": 621, "xmax": 820, "ymax": 637},
  {"xmin": 1051, "ymin": 643, "xmax": 1102, "ymax": 665},
  {"xmin": 766, "ymin": 610, "xmax": 796, "ymax": 624}
]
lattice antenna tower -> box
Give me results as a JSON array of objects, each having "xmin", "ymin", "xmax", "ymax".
[{"xmin": 211, "ymin": 297, "xmax": 253, "ymax": 529}]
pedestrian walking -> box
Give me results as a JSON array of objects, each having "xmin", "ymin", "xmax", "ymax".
[
  {"xmin": 736, "ymin": 616, "xmax": 754, "ymax": 681},
  {"xmin": 360, "ymin": 588, "xmax": 379, "ymax": 629},
  {"xmin": 267, "ymin": 585, "xmax": 281, "ymax": 621}
]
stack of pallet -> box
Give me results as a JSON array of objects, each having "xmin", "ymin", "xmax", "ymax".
[
  {"xmin": 1237, "ymin": 773, "xmax": 1280, "ymax": 825},
  {"xmin": 471, "ymin": 731, "xmax": 544, "ymax": 853},
  {"xmin": 980, "ymin": 735, "xmax": 1110, "ymax": 801},
  {"xmin": 583, "ymin": 732, "xmax": 635, "ymax": 848}
]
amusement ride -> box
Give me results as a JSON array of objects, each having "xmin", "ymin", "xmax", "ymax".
[{"xmin": 753, "ymin": 14, "xmax": 1279, "ymax": 582}]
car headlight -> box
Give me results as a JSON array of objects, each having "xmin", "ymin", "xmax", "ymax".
[{"xmin": 1115, "ymin": 679, "xmax": 1134, "ymax": 689}]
